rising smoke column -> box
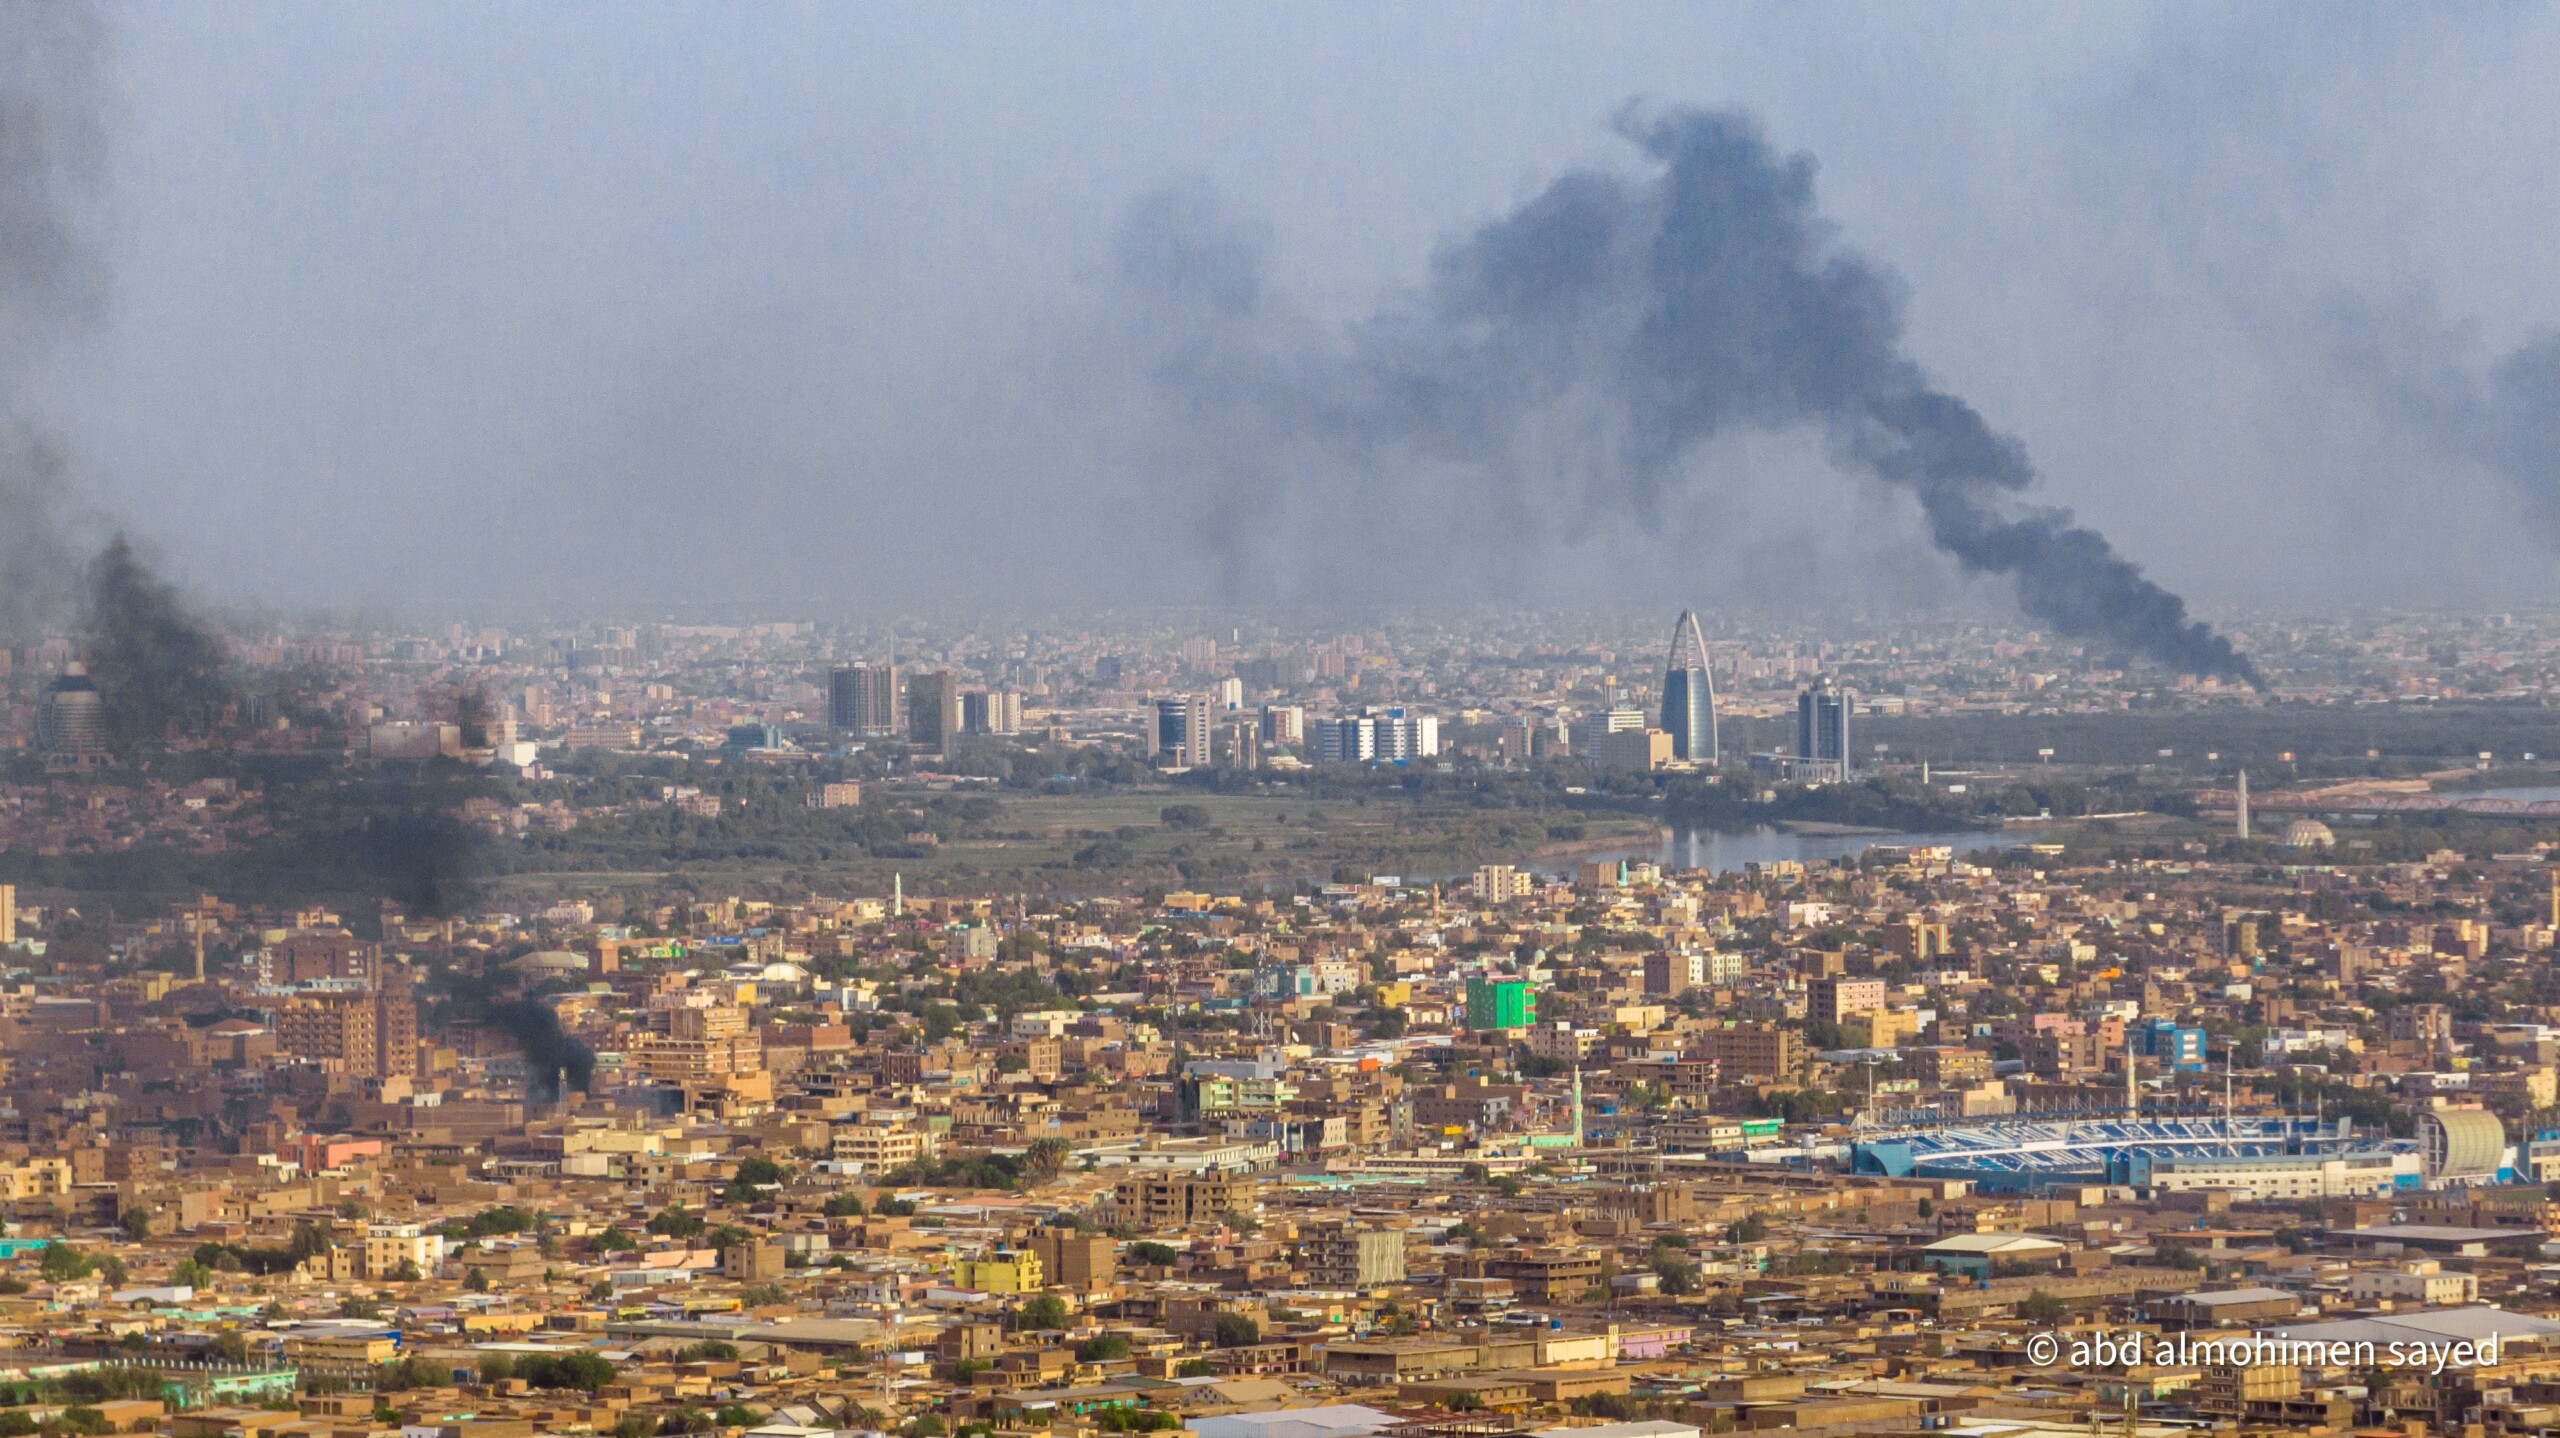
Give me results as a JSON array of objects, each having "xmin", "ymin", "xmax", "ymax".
[
  {"xmin": 0, "ymin": 1, "xmax": 106, "ymax": 637},
  {"xmin": 82, "ymin": 533, "xmax": 234, "ymax": 745},
  {"xmin": 492, "ymin": 999, "xmax": 596, "ymax": 1103},
  {"xmin": 1119, "ymin": 107, "xmax": 2256, "ymax": 683},
  {"xmin": 334, "ymin": 683, "xmax": 503, "ymax": 917},
  {"xmin": 0, "ymin": 5, "xmax": 236, "ymax": 681}
]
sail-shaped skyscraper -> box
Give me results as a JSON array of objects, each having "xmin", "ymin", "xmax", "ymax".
[{"xmin": 1661, "ymin": 610, "xmax": 1718, "ymax": 764}]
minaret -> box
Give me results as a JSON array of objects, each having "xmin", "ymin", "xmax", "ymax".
[
  {"xmin": 1570, "ymin": 1066, "xmax": 1585, "ymax": 1148},
  {"xmin": 2235, "ymin": 770, "xmax": 2250, "ymax": 840},
  {"xmin": 892, "ymin": 873, "xmax": 904, "ymax": 918}
]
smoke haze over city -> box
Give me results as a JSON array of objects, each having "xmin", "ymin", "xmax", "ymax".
[{"xmin": 23, "ymin": 3, "xmax": 2560, "ymax": 629}]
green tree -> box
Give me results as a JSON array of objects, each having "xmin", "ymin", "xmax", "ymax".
[
  {"xmin": 1175, "ymin": 1359, "xmax": 1216, "ymax": 1378},
  {"xmin": 118, "ymin": 1210, "xmax": 153, "ymax": 1242},
  {"xmin": 1128, "ymin": 1241, "xmax": 1180, "ymax": 1266},
  {"xmin": 823, "ymin": 1194, "xmax": 867, "ymax": 1218},
  {"xmin": 647, "ymin": 1205, "xmax": 705, "ymax": 1240},
  {"xmin": 2018, "ymin": 1291, "xmax": 2068, "ymax": 1325},
  {"xmin": 1213, "ymin": 1314, "xmax": 1262, "ymax": 1349},
  {"xmin": 1650, "ymin": 1254, "xmax": 1699, "ymax": 1296},
  {"xmin": 1076, "ymin": 1335, "xmax": 1131, "ymax": 1362},
  {"xmin": 1022, "ymin": 1137, "xmax": 1073, "ymax": 1183},
  {"xmin": 1012, "ymin": 1295, "xmax": 1070, "ymax": 1331},
  {"xmin": 36, "ymin": 1243, "xmax": 89, "ymax": 1283}
]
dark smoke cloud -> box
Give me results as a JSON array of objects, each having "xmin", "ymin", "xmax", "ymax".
[
  {"xmin": 2479, "ymin": 337, "xmax": 2560, "ymax": 533},
  {"xmin": 1116, "ymin": 107, "xmax": 2255, "ymax": 683},
  {"xmin": 492, "ymin": 998, "xmax": 595, "ymax": 1103},
  {"xmin": 0, "ymin": 0, "xmax": 107, "ymax": 637},
  {"xmin": 344, "ymin": 794, "xmax": 484, "ymax": 916},
  {"xmin": 2330, "ymin": 311, "xmax": 2560, "ymax": 545},
  {"xmin": 0, "ymin": 7, "xmax": 232, "ymax": 687},
  {"xmin": 341, "ymin": 686, "xmax": 504, "ymax": 918},
  {"xmin": 83, "ymin": 533, "xmax": 234, "ymax": 745}
]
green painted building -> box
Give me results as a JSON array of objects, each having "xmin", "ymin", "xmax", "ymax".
[{"xmin": 1465, "ymin": 976, "xmax": 1535, "ymax": 1032}]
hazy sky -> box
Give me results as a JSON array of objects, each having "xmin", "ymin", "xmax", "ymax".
[{"xmin": 34, "ymin": 2, "xmax": 2560, "ymax": 623}]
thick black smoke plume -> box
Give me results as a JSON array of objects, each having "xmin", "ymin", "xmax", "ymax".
[
  {"xmin": 338, "ymin": 685, "xmax": 503, "ymax": 917},
  {"xmin": 1118, "ymin": 107, "xmax": 2256, "ymax": 684},
  {"xmin": 492, "ymin": 998, "xmax": 595, "ymax": 1103},
  {"xmin": 0, "ymin": 1, "xmax": 107, "ymax": 638},
  {"xmin": 82, "ymin": 533, "xmax": 234, "ymax": 745},
  {"xmin": 343, "ymin": 792, "xmax": 484, "ymax": 916}
]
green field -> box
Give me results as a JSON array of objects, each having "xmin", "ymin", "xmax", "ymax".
[{"xmin": 490, "ymin": 787, "xmax": 1658, "ymax": 901}]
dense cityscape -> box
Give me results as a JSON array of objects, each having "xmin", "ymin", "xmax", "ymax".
[
  {"xmin": 11, "ymin": 9, "xmax": 2560, "ymax": 1438},
  {"xmin": 0, "ymin": 606, "xmax": 2559, "ymax": 1438}
]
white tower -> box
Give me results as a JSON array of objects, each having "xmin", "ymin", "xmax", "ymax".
[{"xmin": 2235, "ymin": 770, "xmax": 2250, "ymax": 840}]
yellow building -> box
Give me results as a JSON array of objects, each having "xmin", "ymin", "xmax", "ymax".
[
  {"xmin": 955, "ymin": 1249, "xmax": 1044, "ymax": 1294},
  {"xmin": 0, "ymin": 1159, "xmax": 71, "ymax": 1199}
]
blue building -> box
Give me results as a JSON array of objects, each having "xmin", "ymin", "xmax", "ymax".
[
  {"xmin": 2138, "ymin": 1018, "xmax": 2208, "ymax": 1071},
  {"xmin": 725, "ymin": 723, "xmax": 781, "ymax": 752},
  {"xmin": 1796, "ymin": 680, "xmax": 1851, "ymax": 776},
  {"xmin": 1661, "ymin": 610, "xmax": 1719, "ymax": 764}
]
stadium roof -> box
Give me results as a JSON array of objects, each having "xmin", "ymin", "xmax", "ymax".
[
  {"xmin": 2269, "ymin": 1305, "xmax": 2560, "ymax": 1346},
  {"xmin": 1921, "ymin": 1234, "xmax": 2070, "ymax": 1255},
  {"xmin": 1191, "ymin": 1407, "xmax": 1403, "ymax": 1438}
]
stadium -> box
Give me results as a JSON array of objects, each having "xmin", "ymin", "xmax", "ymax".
[{"xmin": 1847, "ymin": 1114, "xmax": 2440, "ymax": 1196}]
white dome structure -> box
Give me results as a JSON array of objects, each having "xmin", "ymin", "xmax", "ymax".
[{"xmin": 2281, "ymin": 819, "xmax": 2337, "ymax": 849}]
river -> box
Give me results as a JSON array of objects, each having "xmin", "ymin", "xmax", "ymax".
[{"xmin": 1563, "ymin": 824, "xmax": 2013, "ymax": 876}]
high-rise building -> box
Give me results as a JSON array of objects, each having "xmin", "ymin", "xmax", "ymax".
[
  {"xmin": 826, "ymin": 667, "xmax": 858, "ymax": 730},
  {"xmin": 1661, "ymin": 610, "xmax": 1719, "ymax": 764},
  {"xmin": 1149, "ymin": 694, "xmax": 1213, "ymax": 766},
  {"xmin": 962, "ymin": 690, "xmax": 1023, "ymax": 735},
  {"xmin": 1465, "ymin": 976, "xmax": 1536, "ymax": 1031},
  {"xmin": 829, "ymin": 664, "xmax": 897, "ymax": 735},
  {"xmin": 1311, "ymin": 709, "xmax": 1437, "ymax": 765},
  {"xmin": 907, "ymin": 671, "xmax": 959, "ymax": 756},
  {"xmin": 1260, "ymin": 704, "xmax": 1304, "ymax": 747},
  {"xmin": 1314, "ymin": 716, "xmax": 1374, "ymax": 764},
  {"xmin": 1576, "ymin": 705, "xmax": 1646, "ymax": 759},
  {"xmin": 278, "ymin": 992, "xmax": 375, "ymax": 1073},
  {"xmin": 373, "ymin": 964, "xmax": 419, "ymax": 1080},
  {"xmin": 1797, "ymin": 679, "xmax": 1852, "ymax": 777},
  {"xmin": 38, "ymin": 664, "xmax": 108, "ymax": 770}
]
